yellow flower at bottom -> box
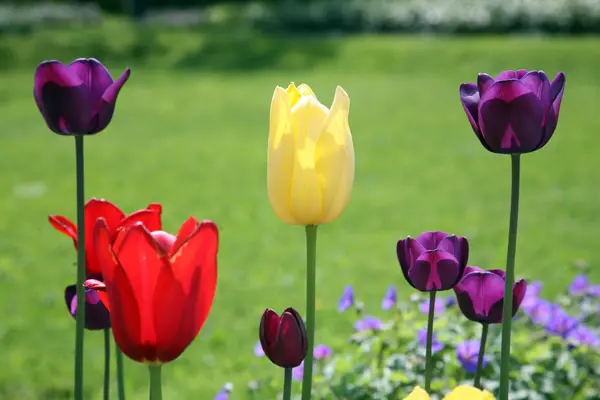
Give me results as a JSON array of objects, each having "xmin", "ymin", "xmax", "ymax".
[
  {"xmin": 402, "ymin": 386, "xmax": 430, "ymax": 400},
  {"xmin": 443, "ymin": 385, "xmax": 495, "ymax": 400}
]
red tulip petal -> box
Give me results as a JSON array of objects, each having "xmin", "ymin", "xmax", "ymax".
[
  {"xmin": 84, "ymin": 278, "xmax": 111, "ymax": 312},
  {"xmin": 115, "ymin": 223, "xmax": 168, "ymax": 353},
  {"xmin": 170, "ymin": 217, "xmax": 201, "ymax": 257},
  {"xmin": 48, "ymin": 215, "xmax": 78, "ymax": 247},
  {"xmin": 93, "ymin": 218, "xmax": 120, "ymax": 307},
  {"xmin": 118, "ymin": 207, "xmax": 163, "ymax": 236},
  {"xmin": 260, "ymin": 309, "xmax": 281, "ymax": 347},
  {"xmin": 85, "ymin": 199, "xmax": 125, "ymax": 275}
]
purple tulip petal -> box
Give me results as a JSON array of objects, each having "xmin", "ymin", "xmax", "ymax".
[
  {"xmin": 67, "ymin": 58, "xmax": 114, "ymax": 100},
  {"xmin": 459, "ymin": 83, "xmax": 484, "ymax": 139},
  {"xmin": 397, "ymin": 238, "xmax": 426, "ymax": 288},
  {"xmin": 512, "ymin": 279, "xmax": 527, "ymax": 315},
  {"xmin": 455, "ymin": 272, "xmax": 505, "ymax": 322},
  {"xmin": 34, "ymin": 61, "xmax": 82, "ymax": 111},
  {"xmin": 495, "ymin": 70, "xmax": 519, "ymax": 80},
  {"xmin": 410, "ymin": 250, "xmax": 460, "ymax": 291},
  {"xmin": 550, "ymin": 72, "xmax": 566, "ymax": 104},
  {"xmin": 437, "ymin": 235, "xmax": 469, "ymax": 269},
  {"xmin": 477, "ymin": 73, "xmax": 495, "ymax": 96},
  {"xmin": 487, "ymin": 269, "xmax": 506, "ymax": 280},
  {"xmin": 478, "ymin": 80, "xmax": 545, "ymax": 153},
  {"xmin": 538, "ymin": 72, "xmax": 566, "ymax": 149},
  {"xmin": 520, "ymin": 71, "xmax": 551, "ymax": 106},
  {"xmin": 415, "ymin": 231, "xmax": 449, "ymax": 250},
  {"xmin": 64, "ymin": 284, "xmax": 111, "ymax": 330}
]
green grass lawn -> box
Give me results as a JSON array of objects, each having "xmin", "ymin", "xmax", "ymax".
[{"xmin": 1, "ymin": 24, "xmax": 600, "ymax": 398}]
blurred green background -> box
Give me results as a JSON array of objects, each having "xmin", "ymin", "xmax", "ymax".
[{"xmin": 1, "ymin": 0, "xmax": 600, "ymax": 398}]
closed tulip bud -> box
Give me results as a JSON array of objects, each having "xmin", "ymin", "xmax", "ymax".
[
  {"xmin": 267, "ymin": 83, "xmax": 355, "ymax": 225},
  {"xmin": 259, "ymin": 307, "xmax": 307, "ymax": 368}
]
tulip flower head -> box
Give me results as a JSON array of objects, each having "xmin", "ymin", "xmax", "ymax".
[
  {"xmin": 88, "ymin": 216, "xmax": 219, "ymax": 364},
  {"xmin": 259, "ymin": 307, "xmax": 308, "ymax": 368},
  {"xmin": 267, "ymin": 83, "xmax": 355, "ymax": 225},
  {"xmin": 49, "ymin": 198, "xmax": 162, "ymax": 330},
  {"xmin": 403, "ymin": 386, "xmax": 495, "ymax": 400},
  {"xmin": 397, "ymin": 231, "xmax": 469, "ymax": 292},
  {"xmin": 454, "ymin": 266, "xmax": 527, "ymax": 324},
  {"xmin": 34, "ymin": 58, "xmax": 130, "ymax": 135},
  {"xmin": 459, "ymin": 69, "xmax": 565, "ymax": 154}
]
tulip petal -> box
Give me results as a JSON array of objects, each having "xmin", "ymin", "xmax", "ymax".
[
  {"xmin": 437, "ymin": 235, "xmax": 468, "ymax": 269},
  {"xmin": 539, "ymin": 72, "xmax": 566, "ymax": 149},
  {"xmin": 267, "ymin": 87, "xmax": 297, "ymax": 224},
  {"xmin": 260, "ymin": 309, "xmax": 281, "ymax": 347},
  {"xmin": 495, "ymin": 70, "xmax": 519, "ymax": 80},
  {"xmin": 459, "ymin": 83, "xmax": 491, "ymax": 151},
  {"xmin": 397, "ymin": 238, "xmax": 426, "ymax": 288},
  {"xmin": 512, "ymin": 279, "xmax": 527, "ymax": 316},
  {"xmin": 478, "ymin": 80, "xmax": 545, "ymax": 153},
  {"xmin": 455, "ymin": 271, "xmax": 505, "ymax": 322},
  {"xmin": 118, "ymin": 205, "xmax": 163, "ymax": 236},
  {"xmin": 403, "ymin": 386, "xmax": 430, "ymax": 400},
  {"xmin": 34, "ymin": 61, "xmax": 82, "ymax": 114},
  {"xmin": 115, "ymin": 223, "xmax": 169, "ymax": 352},
  {"xmin": 520, "ymin": 71, "xmax": 551, "ymax": 105},
  {"xmin": 289, "ymin": 95, "xmax": 328, "ymax": 224},
  {"xmin": 48, "ymin": 215, "xmax": 78, "ymax": 245},
  {"xmin": 64, "ymin": 284, "xmax": 111, "ymax": 330},
  {"xmin": 86, "ymin": 68, "xmax": 130, "ymax": 134},
  {"xmin": 277, "ymin": 310, "xmax": 305, "ymax": 367},
  {"xmin": 67, "ymin": 58, "xmax": 114, "ymax": 100},
  {"xmin": 316, "ymin": 86, "xmax": 354, "ymax": 224},
  {"xmin": 170, "ymin": 217, "xmax": 200, "ymax": 257},
  {"xmin": 477, "ymin": 73, "xmax": 495, "ymax": 96},
  {"xmin": 85, "ymin": 199, "xmax": 125, "ymax": 275},
  {"xmin": 488, "ymin": 269, "xmax": 506, "ymax": 280},
  {"xmin": 286, "ymin": 83, "xmax": 302, "ymax": 107},
  {"xmin": 410, "ymin": 250, "xmax": 460, "ymax": 291},
  {"xmin": 415, "ymin": 231, "xmax": 449, "ymax": 250},
  {"xmin": 297, "ymin": 83, "xmax": 315, "ymax": 98},
  {"xmin": 84, "ymin": 278, "xmax": 111, "ymax": 312}
]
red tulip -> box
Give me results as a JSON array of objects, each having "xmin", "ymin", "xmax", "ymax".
[
  {"xmin": 87, "ymin": 216, "xmax": 219, "ymax": 364},
  {"xmin": 49, "ymin": 198, "xmax": 162, "ymax": 329},
  {"xmin": 259, "ymin": 308, "xmax": 307, "ymax": 368}
]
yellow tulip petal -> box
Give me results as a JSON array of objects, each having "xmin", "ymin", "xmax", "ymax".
[
  {"xmin": 286, "ymin": 83, "xmax": 301, "ymax": 108},
  {"xmin": 297, "ymin": 83, "xmax": 316, "ymax": 99},
  {"xmin": 267, "ymin": 86, "xmax": 297, "ymax": 224},
  {"xmin": 443, "ymin": 386, "xmax": 496, "ymax": 400},
  {"xmin": 289, "ymin": 95, "xmax": 329, "ymax": 224},
  {"xmin": 402, "ymin": 386, "xmax": 430, "ymax": 400},
  {"xmin": 316, "ymin": 86, "xmax": 354, "ymax": 224}
]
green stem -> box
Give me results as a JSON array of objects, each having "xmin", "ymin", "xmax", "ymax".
[
  {"xmin": 424, "ymin": 291, "xmax": 437, "ymax": 392},
  {"xmin": 148, "ymin": 365, "xmax": 162, "ymax": 400},
  {"xmin": 301, "ymin": 225, "xmax": 318, "ymax": 400},
  {"xmin": 283, "ymin": 368, "xmax": 292, "ymax": 400},
  {"xmin": 103, "ymin": 329, "xmax": 111, "ymax": 400},
  {"xmin": 74, "ymin": 135, "xmax": 86, "ymax": 400},
  {"xmin": 116, "ymin": 341, "xmax": 126, "ymax": 400},
  {"xmin": 498, "ymin": 154, "xmax": 521, "ymax": 400},
  {"xmin": 473, "ymin": 323, "xmax": 489, "ymax": 389}
]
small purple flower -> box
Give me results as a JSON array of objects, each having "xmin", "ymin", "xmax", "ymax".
[
  {"xmin": 418, "ymin": 297, "xmax": 446, "ymax": 314},
  {"xmin": 381, "ymin": 285, "xmax": 397, "ymax": 310},
  {"xmin": 456, "ymin": 340, "xmax": 487, "ymax": 373},
  {"xmin": 568, "ymin": 326, "xmax": 600, "ymax": 348},
  {"xmin": 254, "ymin": 340, "xmax": 265, "ymax": 357},
  {"xmin": 354, "ymin": 315, "xmax": 383, "ymax": 332},
  {"xmin": 521, "ymin": 280, "xmax": 543, "ymax": 309},
  {"xmin": 545, "ymin": 305, "xmax": 578, "ymax": 338},
  {"xmin": 396, "ymin": 231, "xmax": 469, "ymax": 292},
  {"xmin": 213, "ymin": 383, "xmax": 233, "ymax": 400},
  {"xmin": 417, "ymin": 328, "xmax": 445, "ymax": 354},
  {"xmin": 569, "ymin": 275, "xmax": 589, "ymax": 296},
  {"xmin": 588, "ymin": 285, "xmax": 600, "ymax": 297},
  {"xmin": 292, "ymin": 361, "xmax": 304, "ymax": 381},
  {"xmin": 313, "ymin": 344, "xmax": 332, "ymax": 360},
  {"xmin": 338, "ymin": 285, "xmax": 354, "ymax": 312},
  {"xmin": 523, "ymin": 298, "xmax": 553, "ymax": 326},
  {"xmin": 446, "ymin": 295, "xmax": 456, "ymax": 307}
]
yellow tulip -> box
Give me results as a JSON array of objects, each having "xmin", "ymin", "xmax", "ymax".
[
  {"xmin": 443, "ymin": 386, "xmax": 495, "ymax": 400},
  {"xmin": 267, "ymin": 83, "xmax": 354, "ymax": 225},
  {"xmin": 403, "ymin": 386, "xmax": 430, "ymax": 400}
]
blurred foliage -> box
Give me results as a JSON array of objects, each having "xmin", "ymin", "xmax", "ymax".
[
  {"xmin": 246, "ymin": 284, "xmax": 600, "ymax": 400},
  {"xmin": 2, "ymin": 0, "xmax": 600, "ymax": 34}
]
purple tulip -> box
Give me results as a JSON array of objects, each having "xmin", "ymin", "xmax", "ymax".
[
  {"xmin": 64, "ymin": 283, "xmax": 110, "ymax": 330},
  {"xmin": 397, "ymin": 231, "xmax": 469, "ymax": 292},
  {"xmin": 568, "ymin": 275, "xmax": 589, "ymax": 296},
  {"xmin": 354, "ymin": 315, "xmax": 383, "ymax": 332},
  {"xmin": 313, "ymin": 344, "xmax": 332, "ymax": 360},
  {"xmin": 456, "ymin": 340, "xmax": 488, "ymax": 373},
  {"xmin": 523, "ymin": 298, "xmax": 553, "ymax": 326},
  {"xmin": 338, "ymin": 285, "xmax": 355, "ymax": 312},
  {"xmin": 417, "ymin": 328, "xmax": 445, "ymax": 354},
  {"xmin": 381, "ymin": 285, "xmax": 397, "ymax": 310},
  {"xmin": 459, "ymin": 70, "xmax": 565, "ymax": 154},
  {"xmin": 418, "ymin": 297, "xmax": 446, "ymax": 314},
  {"xmin": 568, "ymin": 326, "xmax": 600, "ymax": 348},
  {"xmin": 454, "ymin": 266, "xmax": 527, "ymax": 324},
  {"xmin": 545, "ymin": 305, "xmax": 578, "ymax": 338},
  {"xmin": 34, "ymin": 58, "xmax": 130, "ymax": 135}
]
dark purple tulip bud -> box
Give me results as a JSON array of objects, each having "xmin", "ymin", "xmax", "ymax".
[
  {"xmin": 34, "ymin": 58, "xmax": 130, "ymax": 135},
  {"xmin": 454, "ymin": 266, "xmax": 527, "ymax": 324},
  {"xmin": 397, "ymin": 231, "xmax": 469, "ymax": 292},
  {"xmin": 259, "ymin": 308, "xmax": 307, "ymax": 368},
  {"xmin": 459, "ymin": 69, "xmax": 565, "ymax": 154},
  {"xmin": 64, "ymin": 284, "xmax": 110, "ymax": 330}
]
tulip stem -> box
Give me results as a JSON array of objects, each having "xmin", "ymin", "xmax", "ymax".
[
  {"xmin": 474, "ymin": 323, "xmax": 489, "ymax": 389},
  {"xmin": 499, "ymin": 154, "xmax": 521, "ymax": 400},
  {"xmin": 301, "ymin": 224, "xmax": 318, "ymax": 400},
  {"xmin": 148, "ymin": 365, "xmax": 162, "ymax": 400},
  {"xmin": 424, "ymin": 291, "xmax": 436, "ymax": 392},
  {"xmin": 103, "ymin": 328, "xmax": 111, "ymax": 400},
  {"xmin": 74, "ymin": 135, "xmax": 86, "ymax": 400},
  {"xmin": 283, "ymin": 367, "xmax": 292, "ymax": 400},
  {"xmin": 116, "ymin": 342, "xmax": 126, "ymax": 400}
]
